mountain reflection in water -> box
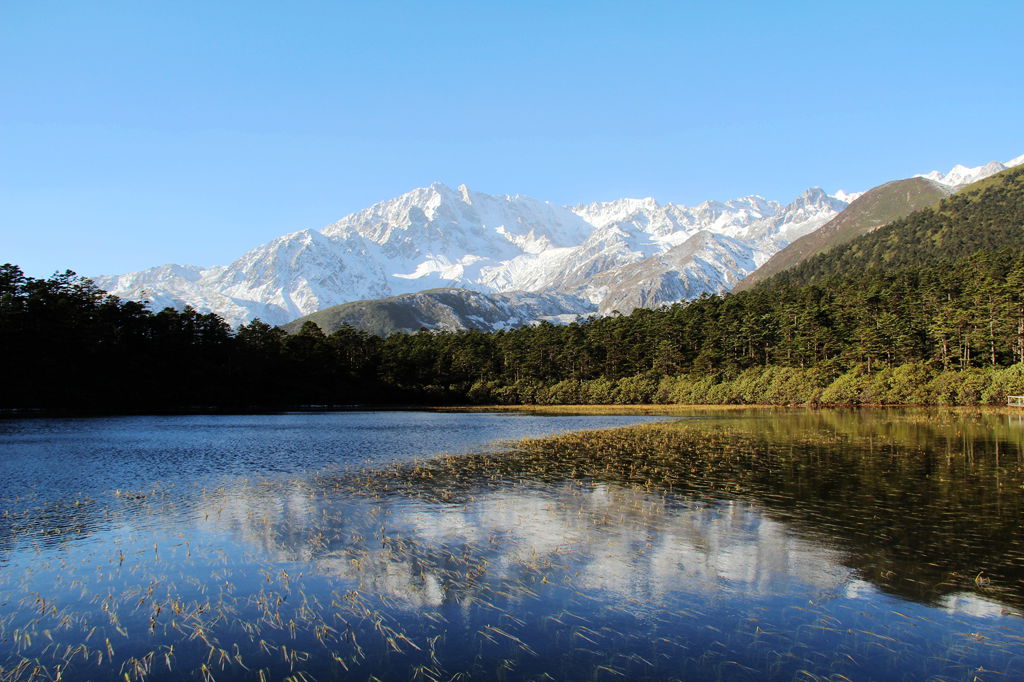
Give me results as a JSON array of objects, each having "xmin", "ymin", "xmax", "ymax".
[
  {"xmin": 1, "ymin": 408, "xmax": 1023, "ymax": 681},
  {"xmin": 211, "ymin": 480, "xmax": 852, "ymax": 604}
]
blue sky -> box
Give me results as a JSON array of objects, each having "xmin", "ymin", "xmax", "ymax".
[{"xmin": 2, "ymin": 1, "xmax": 1022, "ymax": 278}]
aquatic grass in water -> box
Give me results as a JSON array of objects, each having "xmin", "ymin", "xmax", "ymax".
[{"xmin": 1, "ymin": 409, "xmax": 1023, "ymax": 680}]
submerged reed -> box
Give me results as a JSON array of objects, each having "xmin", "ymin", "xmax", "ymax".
[{"xmin": 2, "ymin": 409, "xmax": 1023, "ymax": 680}]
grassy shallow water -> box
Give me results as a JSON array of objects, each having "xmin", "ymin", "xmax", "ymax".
[{"xmin": 2, "ymin": 409, "xmax": 1024, "ymax": 680}]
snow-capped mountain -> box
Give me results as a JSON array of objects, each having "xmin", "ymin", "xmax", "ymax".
[
  {"xmin": 321, "ymin": 182, "xmax": 595, "ymax": 291},
  {"xmin": 585, "ymin": 231, "xmax": 763, "ymax": 315},
  {"xmin": 97, "ymin": 153, "xmax": 1021, "ymax": 330},
  {"xmin": 573, "ymin": 187, "xmax": 845, "ymax": 250},
  {"xmin": 541, "ymin": 187, "xmax": 845, "ymax": 312},
  {"xmin": 96, "ymin": 182, "xmax": 848, "ymax": 327},
  {"xmin": 96, "ymin": 229, "xmax": 391, "ymax": 326},
  {"xmin": 917, "ymin": 153, "xmax": 1024, "ymax": 188}
]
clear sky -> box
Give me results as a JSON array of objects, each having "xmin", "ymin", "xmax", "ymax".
[{"xmin": 2, "ymin": 0, "xmax": 1022, "ymax": 278}]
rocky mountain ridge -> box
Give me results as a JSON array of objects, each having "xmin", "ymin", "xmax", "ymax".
[{"xmin": 95, "ymin": 154, "xmax": 1021, "ymax": 329}]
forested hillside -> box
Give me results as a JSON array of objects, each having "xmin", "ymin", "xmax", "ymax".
[
  {"xmin": 771, "ymin": 165, "xmax": 1024, "ymax": 286},
  {"xmin": 0, "ymin": 265, "xmax": 385, "ymax": 410},
  {"xmin": 733, "ymin": 176, "xmax": 950, "ymax": 291},
  {"xmin": 5, "ymin": 166, "xmax": 1024, "ymax": 411}
]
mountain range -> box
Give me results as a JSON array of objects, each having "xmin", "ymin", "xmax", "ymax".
[{"xmin": 95, "ymin": 154, "xmax": 1024, "ymax": 333}]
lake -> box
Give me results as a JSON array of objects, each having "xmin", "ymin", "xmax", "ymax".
[{"xmin": 1, "ymin": 408, "xmax": 1023, "ymax": 680}]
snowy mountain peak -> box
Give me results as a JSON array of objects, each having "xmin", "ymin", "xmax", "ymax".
[
  {"xmin": 917, "ymin": 153, "xmax": 1024, "ymax": 188},
  {"xmin": 720, "ymin": 187, "xmax": 847, "ymax": 248},
  {"xmin": 572, "ymin": 197, "xmax": 662, "ymax": 229},
  {"xmin": 792, "ymin": 186, "xmax": 830, "ymax": 205},
  {"xmin": 787, "ymin": 187, "xmax": 848, "ymax": 217}
]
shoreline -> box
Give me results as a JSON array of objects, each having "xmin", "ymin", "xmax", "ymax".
[
  {"xmin": 433, "ymin": 403, "xmax": 1024, "ymax": 416},
  {"xmin": 6, "ymin": 402, "xmax": 1024, "ymax": 420}
]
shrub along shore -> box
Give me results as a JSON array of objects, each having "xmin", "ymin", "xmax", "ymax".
[{"xmin": 458, "ymin": 363, "xmax": 1024, "ymax": 407}]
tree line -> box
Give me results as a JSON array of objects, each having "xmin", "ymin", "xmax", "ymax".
[
  {"xmin": 6, "ymin": 166, "xmax": 1023, "ymax": 411},
  {"xmin": 5, "ymin": 248, "xmax": 1024, "ymax": 412}
]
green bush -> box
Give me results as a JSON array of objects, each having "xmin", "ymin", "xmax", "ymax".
[
  {"xmin": 704, "ymin": 378, "xmax": 740, "ymax": 404},
  {"xmin": 732, "ymin": 367, "xmax": 772, "ymax": 404},
  {"xmin": 540, "ymin": 379, "xmax": 585, "ymax": 405},
  {"xmin": 466, "ymin": 379, "xmax": 500, "ymax": 404},
  {"xmin": 878, "ymin": 362, "xmax": 936, "ymax": 404},
  {"xmin": 820, "ymin": 365, "xmax": 872, "ymax": 404},
  {"xmin": 981, "ymin": 364, "xmax": 1024, "ymax": 405},
  {"xmin": 917, "ymin": 368, "xmax": 993, "ymax": 406},
  {"xmin": 614, "ymin": 374, "xmax": 659, "ymax": 404},
  {"xmin": 955, "ymin": 368, "xmax": 990, "ymax": 405},
  {"xmin": 661, "ymin": 374, "xmax": 710, "ymax": 404},
  {"xmin": 468, "ymin": 362, "xmax": 1024, "ymax": 407},
  {"xmin": 765, "ymin": 366, "xmax": 829, "ymax": 404},
  {"xmin": 654, "ymin": 376, "xmax": 679, "ymax": 404},
  {"xmin": 582, "ymin": 377, "xmax": 616, "ymax": 404}
]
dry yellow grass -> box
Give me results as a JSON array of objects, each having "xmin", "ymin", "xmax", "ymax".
[{"xmin": 430, "ymin": 404, "xmax": 789, "ymax": 416}]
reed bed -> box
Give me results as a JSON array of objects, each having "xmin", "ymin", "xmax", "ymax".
[{"xmin": 2, "ymin": 412, "xmax": 1023, "ymax": 680}]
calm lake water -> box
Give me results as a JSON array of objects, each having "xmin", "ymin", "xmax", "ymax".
[{"xmin": 1, "ymin": 408, "xmax": 1023, "ymax": 680}]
